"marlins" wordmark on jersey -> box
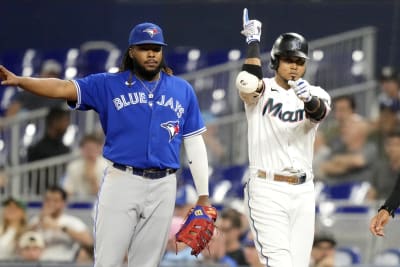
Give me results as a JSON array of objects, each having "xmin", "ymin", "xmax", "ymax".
[{"xmin": 262, "ymin": 98, "xmax": 305, "ymax": 122}]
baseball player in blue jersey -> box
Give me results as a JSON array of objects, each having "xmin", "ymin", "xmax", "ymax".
[
  {"xmin": 236, "ymin": 9, "xmax": 331, "ymax": 267},
  {"xmin": 0, "ymin": 22, "xmax": 212, "ymax": 267}
]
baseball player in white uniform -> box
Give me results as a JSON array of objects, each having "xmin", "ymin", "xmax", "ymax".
[{"xmin": 236, "ymin": 9, "xmax": 331, "ymax": 267}]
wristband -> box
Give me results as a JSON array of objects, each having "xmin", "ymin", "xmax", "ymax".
[
  {"xmin": 378, "ymin": 205, "xmax": 395, "ymax": 218},
  {"xmin": 246, "ymin": 42, "xmax": 261, "ymax": 58}
]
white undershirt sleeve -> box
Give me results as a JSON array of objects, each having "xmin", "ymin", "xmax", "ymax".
[{"xmin": 183, "ymin": 134, "xmax": 209, "ymax": 196}]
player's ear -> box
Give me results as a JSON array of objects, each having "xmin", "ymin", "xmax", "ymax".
[{"xmin": 128, "ymin": 47, "xmax": 135, "ymax": 59}]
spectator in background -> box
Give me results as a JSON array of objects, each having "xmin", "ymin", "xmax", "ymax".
[
  {"xmin": 376, "ymin": 66, "xmax": 400, "ymax": 116},
  {"xmin": 27, "ymin": 107, "xmax": 71, "ymax": 194},
  {"xmin": 62, "ymin": 134, "xmax": 107, "ymax": 198},
  {"xmin": 320, "ymin": 116, "xmax": 377, "ymax": 188},
  {"xmin": 0, "ymin": 168, "xmax": 8, "ymax": 193},
  {"xmin": 75, "ymin": 244, "xmax": 95, "ymax": 264},
  {"xmin": 227, "ymin": 199, "xmax": 250, "ymax": 242},
  {"xmin": 313, "ymin": 131, "xmax": 332, "ymax": 181},
  {"xmin": 200, "ymin": 225, "xmax": 237, "ymax": 267},
  {"xmin": 0, "ymin": 85, "xmax": 17, "ymax": 117},
  {"xmin": 6, "ymin": 59, "xmax": 66, "ymax": 117},
  {"xmin": 321, "ymin": 95, "xmax": 361, "ymax": 151},
  {"xmin": 309, "ymin": 234, "xmax": 336, "ymax": 267},
  {"xmin": 0, "ymin": 197, "xmax": 27, "ymax": 260},
  {"xmin": 369, "ymin": 67, "xmax": 400, "ymax": 142},
  {"xmin": 29, "ymin": 186, "xmax": 93, "ymax": 262},
  {"xmin": 27, "ymin": 107, "xmax": 71, "ymax": 162},
  {"xmin": 202, "ymin": 111, "xmax": 226, "ymax": 166},
  {"xmin": 17, "ymin": 231, "xmax": 45, "ymax": 262},
  {"xmin": 219, "ymin": 208, "xmax": 247, "ymax": 266},
  {"xmin": 243, "ymin": 231, "xmax": 264, "ymax": 267},
  {"xmin": 370, "ymin": 104, "xmax": 400, "ymax": 155}
]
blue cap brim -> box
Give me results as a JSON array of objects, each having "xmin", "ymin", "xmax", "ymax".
[{"xmin": 130, "ymin": 41, "xmax": 167, "ymax": 46}]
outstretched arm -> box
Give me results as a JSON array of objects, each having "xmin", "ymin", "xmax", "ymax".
[
  {"xmin": 0, "ymin": 65, "xmax": 77, "ymax": 101},
  {"xmin": 235, "ymin": 8, "xmax": 264, "ymax": 105}
]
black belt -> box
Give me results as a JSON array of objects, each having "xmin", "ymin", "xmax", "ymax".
[{"xmin": 112, "ymin": 163, "xmax": 177, "ymax": 179}]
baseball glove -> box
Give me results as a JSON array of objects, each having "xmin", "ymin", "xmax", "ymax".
[{"xmin": 175, "ymin": 205, "xmax": 217, "ymax": 257}]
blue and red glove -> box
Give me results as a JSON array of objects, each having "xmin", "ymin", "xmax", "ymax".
[{"xmin": 175, "ymin": 205, "xmax": 217, "ymax": 257}]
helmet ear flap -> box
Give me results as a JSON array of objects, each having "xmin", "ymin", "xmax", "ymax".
[{"xmin": 269, "ymin": 54, "xmax": 279, "ymax": 70}]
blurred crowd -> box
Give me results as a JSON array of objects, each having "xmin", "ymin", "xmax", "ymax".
[
  {"xmin": 0, "ymin": 59, "xmax": 400, "ymax": 266},
  {"xmin": 315, "ymin": 65, "xmax": 400, "ymax": 201}
]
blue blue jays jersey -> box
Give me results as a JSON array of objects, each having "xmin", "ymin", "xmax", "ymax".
[{"xmin": 69, "ymin": 71, "xmax": 206, "ymax": 169}]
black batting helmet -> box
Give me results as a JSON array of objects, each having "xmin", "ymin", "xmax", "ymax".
[{"xmin": 269, "ymin": 32, "xmax": 309, "ymax": 70}]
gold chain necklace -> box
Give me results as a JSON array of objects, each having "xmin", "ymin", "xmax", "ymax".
[{"xmin": 136, "ymin": 72, "xmax": 161, "ymax": 99}]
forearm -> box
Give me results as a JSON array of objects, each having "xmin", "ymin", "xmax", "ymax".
[
  {"xmin": 183, "ymin": 135, "xmax": 209, "ymax": 197},
  {"xmin": 243, "ymin": 42, "xmax": 262, "ymax": 70},
  {"xmin": 17, "ymin": 77, "xmax": 76, "ymax": 100},
  {"xmin": 321, "ymin": 161, "xmax": 348, "ymax": 175},
  {"xmin": 64, "ymin": 227, "xmax": 93, "ymax": 247},
  {"xmin": 383, "ymin": 173, "xmax": 400, "ymax": 214},
  {"xmin": 323, "ymin": 153, "xmax": 366, "ymax": 175}
]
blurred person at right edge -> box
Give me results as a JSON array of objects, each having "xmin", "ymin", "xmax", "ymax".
[{"xmin": 370, "ymin": 128, "xmax": 400, "ymax": 237}]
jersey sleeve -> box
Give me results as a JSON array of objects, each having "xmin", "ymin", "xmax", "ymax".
[
  {"xmin": 311, "ymin": 86, "xmax": 331, "ymax": 108},
  {"xmin": 182, "ymin": 83, "xmax": 206, "ymax": 138},
  {"xmin": 68, "ymin": 73, "xmax": 107, "ymax": 112}
]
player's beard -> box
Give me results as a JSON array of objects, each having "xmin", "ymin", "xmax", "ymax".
[{"xmin": 132, "ymin": 58, "xmax": 162, "ymax": 81}]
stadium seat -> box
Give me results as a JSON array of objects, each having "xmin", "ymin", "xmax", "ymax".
[
  {"xmin": 321, "ymin": 181, "xmax": 371, "ymax": 203},
  {"xmin": 374, "ymin": 248, "xmax": 400, "ymax": 266},
  {"xmin": 76, "ymin": 41, "xmax": 120, "ymax": 77},
  {"xmin": 335, "ymin": 246, "xmax": 362, "ymax": 266},
  {"xmin": 32, "ymin": 48, "xmax": 71, "ymax": 77}
]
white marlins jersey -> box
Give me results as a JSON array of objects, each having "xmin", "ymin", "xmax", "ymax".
[{"xmin": 244, "ymin": 77, "xmax": 331, "ymax": 179}]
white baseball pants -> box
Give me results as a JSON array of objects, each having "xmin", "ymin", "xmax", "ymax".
[{"xmin": 244, "ymin": 174, "xmax": 315, "ymax": 267}]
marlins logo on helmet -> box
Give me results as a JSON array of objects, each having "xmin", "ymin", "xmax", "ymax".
[
  {"xmin": 143, "ymin": 28, "xmax": 159, "ymax": 38},
  {"xmin": 161, "ymin": 121, "xmax": 180, "ymax": 141}
]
